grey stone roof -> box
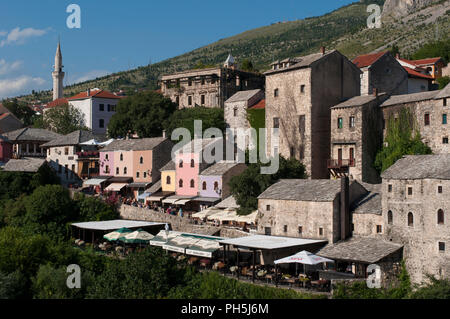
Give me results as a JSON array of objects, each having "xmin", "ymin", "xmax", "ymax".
[
  {"xmin": 380, "ymin": 90, "xmax": 438, "ymax": 107},
  {"xmin": 0, "ymin": 134, "xmax": 11, "ymax": 143},
  {"xmin": 332, "ymin": 94, "xmax": 384, "ymax": 109},
  {"xmin": 3, "ymin": 157, "xmax": 46, "ymax": 173},
  {"xmin": 200, "ymin": 161, "xmax": 243, "ymax": 176},
  {"xmin": 435, "ymin": 83, "xmax": 450, "ymax": 99},
  {"xmin": 160, "ymin": 160, "xmax": 176, "ymax": 172},
  {"xmin": 381, "ymin": 154, "xmax": 450, "ymax": 180},
  {"xmin": 257, "ymin": 179, "xmax": 342, "ymax": 202},
  {"xmin": 265, "ymin": 52, "xmax": 330, "ymax": 75},
  {"xmin": 318, "ymin": 237, "xmax": 403, "ymax": 264},
  {"xmin": 147, "ymin": 180, "xmax": 162, "ymax": 193},
  {"xmin": 4, "ymin": 128, "xmax": 61, "ymax": 142},
  {"xmin": 101, "ymin": 137, "xmax": 167, "ymax": 152},
  {"xmin": 215, "ymin": 196, "xmax": 239, "ymax": 209},
  {"xmin": 41, "ymin": 130, "xmax": 95, "ymax": 147},
  {"xmin": 225, "ymin": 89, "xmax": 262, "ymax": 103},
  {"xmin": 351, "ymin": 184, "xmax": 382, "ymax": 215}
]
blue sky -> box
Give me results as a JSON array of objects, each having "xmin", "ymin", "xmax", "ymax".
[{"xmin": 0, "ymin": 0, "xmax": 355, "ymax": 99}]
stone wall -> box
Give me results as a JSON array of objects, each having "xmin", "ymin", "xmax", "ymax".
[
  {"xmin": 382, "ymin": 178, "xmax": 450, "ymax": 283},
  {"xmin": 352, "ymin": 213, "xmax": 384, "ymax": 237}
]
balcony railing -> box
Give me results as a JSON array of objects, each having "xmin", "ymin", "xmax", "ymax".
[
  {"xmin": 79, "ymin": 167, "xmax": 100, "ymax": 179},
  {"xmin": 76, "ymin": 151, "xmax": 99, "ymax": 159},
  {"xmin": 327, "ymin": 159, "xmax": 355, "ymax": 169}
]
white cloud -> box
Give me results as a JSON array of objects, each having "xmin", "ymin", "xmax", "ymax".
[
  {"xmin": 0, "ymin": 76, "xmax": 46, "ymax": 99},
  {"xmin": 0, "ymin": 27, "xmax": 47, "ymax": 47},
  {"xmin": 0, "ymin": 59, "xmax": 23, "ymax": 75},
  {"xmin": 72, "ymin": 70, "xmax": 110, "ymax": 84}
]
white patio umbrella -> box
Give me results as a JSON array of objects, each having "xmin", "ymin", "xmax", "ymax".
[
  {"xmin": 274, "ymin": 251, "xmax": 334, "ymax": 282},
  {"xmin": 274, "ymin": 251, "xmax": 334, "ymax": 265},
  {"xmin": 80, "ymin": 139, "xmax": 100, "ymax": 146}
]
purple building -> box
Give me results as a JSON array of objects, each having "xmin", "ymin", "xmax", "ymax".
[{"xmin": 99, "ymin": 151, "xmax": 114, "ymax": 176}]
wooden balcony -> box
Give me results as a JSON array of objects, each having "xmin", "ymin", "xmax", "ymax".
[{"xmin": 327, "ymin": 159, "xmax": 355, "ymax": 178}]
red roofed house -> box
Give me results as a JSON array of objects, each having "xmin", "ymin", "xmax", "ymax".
[
  {"xmin": 67, "ymin": 88, "xmax": 122, "ymax": 135},
  {"xmin": 396, "ymin": 56, "xmax": 445, "ymax": 80},
  {"xmin": 396, "ymin": 55, "xmax": 436, "ymax": 93},
  {"xmin": 352, "ymin": 51, "xmax": 408, "ymax": 96}
]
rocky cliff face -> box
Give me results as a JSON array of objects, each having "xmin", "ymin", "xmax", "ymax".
[{"xmin": 382, "ymin": 0, "xmax": 440, "ymax": 18}]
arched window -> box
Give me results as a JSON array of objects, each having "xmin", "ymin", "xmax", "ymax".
[
  {"xmin": 233, "ymin": 107, "xmax": 238, "ymax": 117},
  {"xmin": 438, "ymin": 209, "xmax": 445, "ymax": 225},
  {"xmin": 408, "ymin": 212, "xmax": 414, "ymax": 227},
  {"xmin": 140, "ymin": 156, "xmax": 143, "ymax": 164},
  {"xmin": 179, "ymin": 179, "xmax": 183, "ymax": 188},
  {"xmin": 388, "ymin": 210, "xmax": 393, "ymax": 225},
  {"xmin": 116, "ymin": 167, "xmax": 119, "ymax": 174},
  {"xmin": 202, "ymin": 181, "xmax": 207, "ymax": 190},
  {"xmin": 105, "ymin": 154, "xmax": 109, "ymax": 160},
  {"xmin": 214, "ymin": 181, "xmax": 219, "ymax": 190},
  {"xmin": 120, "ymin": 153, "xmax": 123, "ymax": 161},
  {"xmin": 190, "ymin": 179, "xmax": 195, "ymax": 188},
  {"xmin": 166, "ymin": 176, "xmax": 171, "ymax": 185},
  {"xmin": 124, "ymin": 167, "xmax": 127, "ymax": 175},
  {"xmin": 179, "ymin": 160, "xmax": 183, "ymax": 168},
  {"xmin": 190, "ymin": 159, "xmax": 195, "ymax": 168}
]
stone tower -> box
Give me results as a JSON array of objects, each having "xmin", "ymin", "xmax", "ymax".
[{"xmin": 52, "ymin": 41, "xmax": 64, "ymax": 100}]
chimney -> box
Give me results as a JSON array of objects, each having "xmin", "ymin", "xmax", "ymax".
[
  {"xmin": 87, "ymin": 88, "xmax": 91, "ymax": 96},
  {"xmin": 373, "ymin": 88, "xmax": 378, "ymax": 97},
  {"xmin": 320, "ymin": 46, "xmax": 326, "ymax": 55},
  {"xmin": 340, "ymin": 176, "xmax": 350, "ymax": 241}
]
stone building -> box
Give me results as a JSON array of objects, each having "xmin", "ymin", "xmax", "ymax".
[
  {"xmin": 381, "ymin": 155, "xmax": 450, "ymax": 284},
  {"xmin": 381, "ymin": 84, "xmax": 450, "ymax": 154},
  {"xmin": 350, "ymin": 183, "xmax": 383, "ymax": 237},
  {"xmin": 352, "ymin": 51, "xmax": 408, "ymax": 96},
  {"xmin": 264, "ymin": 48, "xmax": 361, "ymax": 179},
  {"xmin": 160, "ymin": 55, "xmax": 265, "ymax": 109},
  {"xmin": 4, "ymin": 128, "xmax": 62, "ymax": 159},
  {"xmin": 257, "ymin": 178, "xmax": 367, "ymax": 243},
  {"xmin": 41, "ymin": 130, "xmax": 96, "ymax": 186},
  {"xmin": 0, "ymin": 104, "xmax": 23, "ymax": 134},
  {"xmin": 329, "ymin": 92, "xmax": 389, "ymax": 183}
]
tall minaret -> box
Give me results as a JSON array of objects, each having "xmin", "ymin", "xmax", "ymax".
[{"xmin": 52, "ymin": 41, "xmax": 64, "ymax": 100}]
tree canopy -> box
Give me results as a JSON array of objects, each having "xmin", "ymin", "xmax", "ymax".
[
  {"xmin": 107, "ymin": 90, "xmax": 177, "ymax": 138},
  {"xmin": 35, "ymin": 104, "xmax": 89, "ymax": 135},
  {"xmin": 163, "ymin": 106, "xmax": 226, "ymax": 140},
  {"xmin": 411, "ymin": 39, "xmax": 450, "ymax": 64},
  {"xmin": 374, "ymin": 108, "xmax": 432, "ymax": 173},
  {"xmin": 229, "ymin": 155, "xmax": 307, "ymax": 215}
]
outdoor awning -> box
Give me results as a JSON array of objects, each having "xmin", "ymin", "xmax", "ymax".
[
  {"xmin": 83, "ymin": 178, "xmax": 110, "ymax": 186},
  {"xmin": 162, "ymin": 197, "xmax": 180, "ymax": 205},
  {"xmin": 174, "ymin": 199, "xmax": 192, "ymax": 205},
  {"xmin": 104, "ymin": 183, "xmax": 128, "ymax": 192},
  {"xmin": 162, "ymin": 236, "xmax": 199, "ymax": 254},
  {"xmin": 234, "ymin": 211, "xmax": 258, "ymax": 224},
  {"xmin": 192, "ymin": 208, "xmax": 222, "ymax": 219},
  {"xmin": 150, "ymin": 230, "xmax": 181, "ymax": 247},
  {"xmin": 185, "ymin": 238, "xmax": 222, "ymax": 258}
]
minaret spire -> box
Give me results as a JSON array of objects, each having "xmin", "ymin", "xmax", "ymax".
[{"xmin": 52, "ymin": 40, "xmax": 65, "ymax": 100}]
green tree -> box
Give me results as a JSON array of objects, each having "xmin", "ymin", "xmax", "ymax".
[
  {"xmin": 374, "ymin": 108, "xmax": 432, "ymax": 173},
  {"xmin": 0, "ymin": 271, "xmax": 28, "ymax": 299},
  {"xmin": 87, "ymin": 248, "xmax": 185, "ymax": 299},
  {"xmin": 229, "ymin": 156, "xmax": 307, "ymax": 215},
  {"xmin": 108, "ymin": 90, "xmax": 177, "ymax": 138},
  {"xmin": 21, "ymin": 185, "xmax": 76, "ymax": 239},
  {"xmin": 240, "ymin": 59, "xmax": 256, "ymax": 72},
  {"xmin": 409, "ymin": 276, "xmax": 450, "ymax": 299},
  {"xmin": 41, "ymin": 104, "xmax": 89, "ymax": 135},
  {"xmin": 73, "ymin": 192, "xmax": 119, "ymax": 221},
  {"xmin": 437, "ymin": 76, "xmax": 450, "ymax": 90},
  {"xmin": 164, "ymin": 107, "xmax": 226, "ymax": 140},
  {"xmin": 411, "ymin": 39, "xmax": 450, "ymax": 64}
]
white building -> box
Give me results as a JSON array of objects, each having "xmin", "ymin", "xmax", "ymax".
[{"xmin": 68, "ymin": 89, "xmax": 122, "ymax": 135}]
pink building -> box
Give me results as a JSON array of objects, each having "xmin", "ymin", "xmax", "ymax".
[
  {"xmin": 100, "ymin": 137, "xmax": 173, "ymax": 198},
  {"xmin": 175, "ymin": 138, "xmax": 223, "ymax": 197},
  {"xmin": 0, "ymin": 134, "xmax": 12, "ymax": 163}
]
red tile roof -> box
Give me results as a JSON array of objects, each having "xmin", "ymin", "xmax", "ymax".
[
  {"xmin": 249, "ymin": 99, "xmax": 265, "ymax": 110},
  {"xmin": 46, "ymin": 98, "xmax": 69, "ymax": 108},
  {"xmin": 408, "ymin": 57, "xmax": 442, "ymax": 66},
  {"xmin": 352, "ymin": 52, "xmax": 387, "ymax": 68},
  {"xmin": 68, "ymin": 89, "xmax": 121, "ymax": 101},
  {"xmin": 403, "ymin": 66, "xmax": 434, "ymax": 80},
  {"xmin": 0, "ymin": 113, "xmax": 10, "ymax": 120}
]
